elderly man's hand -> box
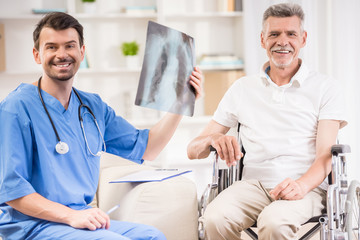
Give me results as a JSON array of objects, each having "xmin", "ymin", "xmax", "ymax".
[
  {"xmin": 210, "ymin": 133, "xmax": 243, "ymax": 167},
  {"xmin": 269, "ymin": 178, "xmax": 309, "ymax": 200}
]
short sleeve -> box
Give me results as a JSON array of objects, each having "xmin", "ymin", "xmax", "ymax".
[
  {"xmin": 103, "ymin": 105, "xmax": 149, "ymax": 164},
  {"xmin": 0, "ymin": 109, "xmax": 36, "ymax": 204},
  {"xmin": 318, "ymin": 79, "xmax": 348, "ymax": 129},
  {"xmin": 213, "ymin": 80, "xmax": 241, "ymax": 128}
]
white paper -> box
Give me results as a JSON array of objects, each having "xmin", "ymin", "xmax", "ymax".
[{"xmin": 109, "ymin": 169, "xmax": 192, "ymax": 183}]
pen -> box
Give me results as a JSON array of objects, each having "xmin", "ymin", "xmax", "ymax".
[
  {"xmin": 155, "ymin": 168, "xmax": 178, "ymax": 171},
  {"xmin": 106, "ymin": 204, "xmax": 120, "ymax": 215}
]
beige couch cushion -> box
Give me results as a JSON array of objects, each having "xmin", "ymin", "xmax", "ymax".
[
  {"xmin": 94, "ymin": 153, "xmax": 199, "ymax": 240},
  {"xmin": 113, "ymin": 177, "xmax": 198, "ymax": 240}
]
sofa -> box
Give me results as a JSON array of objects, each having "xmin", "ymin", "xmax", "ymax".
[{"xmin": 92, "ymin": 152, "xmax": 199, "ymax": 240}]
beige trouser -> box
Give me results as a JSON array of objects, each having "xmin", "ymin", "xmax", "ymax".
[{"xmin": 200, "ymin": 179, "xmax": 326, "ymax": 240}]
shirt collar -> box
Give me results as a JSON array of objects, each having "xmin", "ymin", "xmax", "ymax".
[{"xmin": 260, "ymin": 59, "xmax": 309, "ymax": 87}]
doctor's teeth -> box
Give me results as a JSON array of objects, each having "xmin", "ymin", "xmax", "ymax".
[{"xmin": 57, "ymin": 64, "xmax": 70, "ymax": 67}]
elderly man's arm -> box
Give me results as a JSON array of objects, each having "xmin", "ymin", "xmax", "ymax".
[
  {"xmin": 270, "ymin": 119, "xmax": 340, "ymax": 200},
  {"xmin": 187, "ymin": 120, "xmax": 242, "ymax": 167}
]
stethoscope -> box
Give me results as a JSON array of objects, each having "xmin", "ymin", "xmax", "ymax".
[{"xmin": 37, "ymin": 77, "xmax": 106, "ymax": 156}]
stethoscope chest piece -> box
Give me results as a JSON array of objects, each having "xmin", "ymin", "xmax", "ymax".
[{"xmin": 56, "ymin": 141, "xmax": 69, "ymax": 155}]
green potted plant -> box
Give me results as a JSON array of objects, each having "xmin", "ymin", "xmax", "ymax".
[
  {"xmin": 121, "ymin": 41, "xmax": 139, "ymax": 56},
  {"xmin": 121, "ymin": 41, "xmax": 140, "ymax": 68}
]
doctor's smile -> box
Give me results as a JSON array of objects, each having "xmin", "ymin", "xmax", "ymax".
[{"xmin": 54, "ymin": 62, "xmax": 72, "ymax": 69}]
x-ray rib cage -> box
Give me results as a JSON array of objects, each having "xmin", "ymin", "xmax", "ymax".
[{"xmin": 135, "ymin": 21, "xmax": 196, "ymax": 117}]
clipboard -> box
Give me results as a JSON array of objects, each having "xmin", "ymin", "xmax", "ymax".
[{"xmin": 109, "ymin": 169, "xmax": 192, "ymax": 183}]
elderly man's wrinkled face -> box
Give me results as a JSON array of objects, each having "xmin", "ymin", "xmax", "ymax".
[{"xmin": 261, "ymin": 16, "xmax": 307, "ymax": 69}]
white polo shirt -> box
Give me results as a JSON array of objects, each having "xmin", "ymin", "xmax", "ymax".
[{"xmin": 213, "ymin": 61, "xmax": 347, "ymax": 189}]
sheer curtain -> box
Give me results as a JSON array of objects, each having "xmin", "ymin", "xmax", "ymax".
[{"xmin": 242, "ymin": 0, "xmax": 360, "ymax": 181}]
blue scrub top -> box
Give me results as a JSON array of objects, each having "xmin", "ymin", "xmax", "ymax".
[{"xmin": 0, "ymin": 83, "xmax": 149, "ymax": 236}]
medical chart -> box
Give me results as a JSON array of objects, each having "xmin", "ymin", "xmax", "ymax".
[{"xmin": 109, "ymin": 169, "xmax": 192, "ymax": 183}]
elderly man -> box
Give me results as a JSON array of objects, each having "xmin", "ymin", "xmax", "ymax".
[{"xmin": 187, "ymin": 3, "xmax": 346, "ymax": 240}]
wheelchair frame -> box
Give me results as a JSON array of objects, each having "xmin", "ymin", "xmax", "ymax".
[
  {"xmin": 320, "ymin": 144, "xmax": 360, "ymax": 240},
  {"xmin": 198, "ymin": 143, "xmax": 359, "ymax": 240}
]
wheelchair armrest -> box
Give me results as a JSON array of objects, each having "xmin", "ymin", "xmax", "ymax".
[{"xmin": 331, "ymin": 144, "xmax": 351, "ymax": 156}]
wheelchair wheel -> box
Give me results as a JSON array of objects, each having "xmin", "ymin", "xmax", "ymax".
[{"xmin": 346, "ymin": 180, "xmax": 360, "ymax": 240}]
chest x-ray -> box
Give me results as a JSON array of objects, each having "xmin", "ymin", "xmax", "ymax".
[{"xmin": 135, "ymin": 21, "xmax": 196, "ymax": 117}]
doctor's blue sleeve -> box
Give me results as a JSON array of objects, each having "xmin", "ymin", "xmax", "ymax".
[
  {"xmin": 0, "ymin": 110, "xmax": 36, "ymax": 204},
  {"xmin": 102, "ymin": 104, "xmax": 149, "ymax": 164}
]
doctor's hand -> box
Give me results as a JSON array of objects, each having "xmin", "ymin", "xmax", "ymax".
[
  {"xmin": 67, "ymin": 208, "xmax": 110, "ymax": 231},
  {"xmin": 269, "ymin": 178, "xmax": 308, "ymax": 201},
  {"xmin": 210, "ymin": 133, "xmax": 242, "ymax": 167},
  {"xmin": 190, "ymin": 66, "xmax": 203, "ymax": 100}
]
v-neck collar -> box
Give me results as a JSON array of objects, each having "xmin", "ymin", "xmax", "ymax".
[{"xmin": 37, "ymin": 86, "xmax": 77, "ymax": 117}]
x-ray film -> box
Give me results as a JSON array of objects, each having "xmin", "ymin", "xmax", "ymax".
[{"xmin": 135, "ymin": 21, "xmax": 196, "ymax": 116}]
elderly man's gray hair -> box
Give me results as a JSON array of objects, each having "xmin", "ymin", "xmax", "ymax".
[{"xmin": 262, "ymin": 3, "xmax": 305, "ymax": 31}]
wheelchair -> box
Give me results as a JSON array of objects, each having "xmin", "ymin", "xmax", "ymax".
[{"xmin": 198, "ymin": 127, "xmax": 359, "ymax": 240}]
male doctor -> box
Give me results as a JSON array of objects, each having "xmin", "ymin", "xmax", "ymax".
[{"xmin": 0, "ymin": 12, "xmax": 203, "ymax": 240}]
